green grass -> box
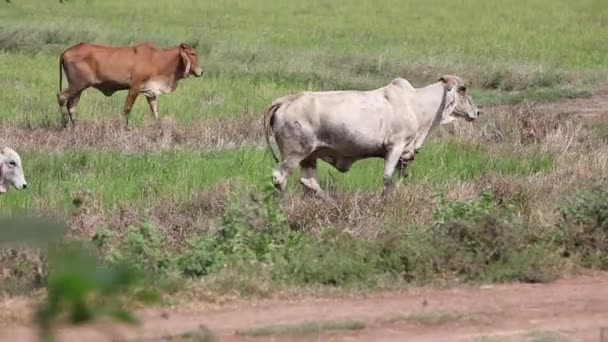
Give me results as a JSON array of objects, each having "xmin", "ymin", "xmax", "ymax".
[
  {"xmin": 236, "ymin": 319, "xmax": 365, "ymax": 337},
  {"xmin": 0, "ymin": 141, "xmax": 554, "ymax": 214},
  {"xmin": 0, "ymin": 0, "xmax": 606, "ymax": 126}
]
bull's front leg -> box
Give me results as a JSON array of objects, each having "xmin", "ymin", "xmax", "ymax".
[
  {"xmin": 299, "ymin": 158, "xmax": 324, "ymax": 195},
  {"xmin": 122, "ymin": 87, "xmax": 140, "ymax": 129},
  {"xmin": 396, "ymin": 157, "xmax": 409, "ymax": 179},
  {"xmin": 397, "ymin": 148, "xmax": 420, "ymax": 178},
  {"xmin": 382, "ymin": 143, "xmax": 406, "ymax": 196}
]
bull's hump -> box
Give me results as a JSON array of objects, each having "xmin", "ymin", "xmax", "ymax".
[{"xmin": 390, "ymin": 78, "xmax": 413, "ymax": 89}]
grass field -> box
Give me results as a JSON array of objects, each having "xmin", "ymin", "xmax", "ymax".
[
  {"xmin": 0, "ymin": 0, "xmax": 607, "ymax": 125},
  {"xmin": 1, "ymin": 0, "xmax": 608, "ymax": 331}
]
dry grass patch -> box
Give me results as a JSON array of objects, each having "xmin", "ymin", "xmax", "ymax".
[
  {"xmin": 0, "ymin": 295, "xmax": 36, "ymax": 327},
  {"xmin": 0, "ymin": 113, "xmax": 264, "ymax": 153},
  {"xmin": 284, "ymin": 184, "xmax": 435, "ymax": 238}
]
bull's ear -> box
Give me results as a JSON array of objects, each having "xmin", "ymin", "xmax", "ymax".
[
  {"xmin": 180, "ymin": 43, "xmax": 189, "ymax": 50},
  {"xmin": 439, "ymin": 75, "xmax": 458, "ymax": 91},
  {"xmin": 180, "ymin": 49, "xmax": 191, "ymax": 78}
]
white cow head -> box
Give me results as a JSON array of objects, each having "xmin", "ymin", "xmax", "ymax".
[
  {"xmin": 0, "ymin": 147, "xmax": 27, "ymax": 194},
  {"xmin": 439, "ymin": 75, "xmax": 481, "ymax": 124}
]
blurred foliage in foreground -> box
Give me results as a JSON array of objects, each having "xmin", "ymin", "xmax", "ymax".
[{"xmin": 1, "ymin": 215, "xmax": 151, "ymax": 342}]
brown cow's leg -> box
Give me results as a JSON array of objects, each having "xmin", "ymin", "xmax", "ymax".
[
  {"xmin": 57, "ymin": 85, "xmax": 87, "ymax": 128},
  {"xmin": 66, "ymin": 92, "xmax": 82, "ymax": 127},
  {"xmin": 146, "ymin": 96, "xmax": 159, "ymax": 124},
  {"xmin": 122, "ymin": 88, "xmax": 140, "ymax": 129},
  {"xmin": 299, "ymin": 158, "xmax": 323, "ymax": 195}
]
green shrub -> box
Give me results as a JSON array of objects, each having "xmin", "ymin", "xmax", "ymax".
[
  {"xmin": 423, "ymin": 192, "xmax": 557, "ymax": 282},
  {"xmin": 558, "ymin": 187, "xmax": 608, "ymax": 268}
]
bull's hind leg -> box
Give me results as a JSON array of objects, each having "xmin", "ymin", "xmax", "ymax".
[
  {"xmin": 272, "ymin": 156, "xmax": 302, "ymax": 192},
  {"xmin": 66, "ymin": 92, "xmax": 82, "ymax": 127},
  {"xmin": 299, "ymin": 158, "xmax": 323, "ymax": 195},
  {"xmin": 57, "ymin": 84, "xmax": 87, "ymax": 128}
]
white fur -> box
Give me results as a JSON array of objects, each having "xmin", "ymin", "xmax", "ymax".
[
  {"xmin": 266, "ymin": 75, "xmax": 479, "ymax": 194},
  {"xmin": 140, "ymin": 79, "xmax": 174, "ymax": 98},
  {"xmin": 0, "ymin": 147, "xmax": 27, "ymax": 194}
]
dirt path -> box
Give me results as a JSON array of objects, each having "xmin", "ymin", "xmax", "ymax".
[
  {"xmin": 3, "ymin": 274, "xmax": 608, "ymax": 342},
  {"xmin": 534, "ymin": 89, "xmax": 608, "ymax": 117}
]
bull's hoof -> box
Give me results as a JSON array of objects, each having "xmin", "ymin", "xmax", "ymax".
[
  {"xmin": 300, "ymin": 178, "xmax": 324, "ymax": 196},
  {"xmin": 271, "ymin": 173, "xmax": 286, "ymax": 192}
]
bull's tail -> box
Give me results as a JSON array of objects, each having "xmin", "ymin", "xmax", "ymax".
[{"xmin": 264, "ymin": 102, "xmax": 282, "ymax": 164}]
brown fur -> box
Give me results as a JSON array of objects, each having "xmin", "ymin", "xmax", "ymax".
[{"xmin": 57, "ymin": 42, "xmax": 203, "ymax": 128}]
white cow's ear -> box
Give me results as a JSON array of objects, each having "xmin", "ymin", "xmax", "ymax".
[{"xmin": 439, "ymin": 76, "xmax": 458, "ymax": 91}]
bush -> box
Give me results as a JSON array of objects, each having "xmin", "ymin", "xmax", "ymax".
[
  {"xmin": 422, "ymin": 192, "xmax": 557, "ymax": 282},
  {"xmin": 558, "ymin": 187, "xmax": 608, "ymax": 268},
  {"xmin": 88, "ymin": 188, "xmax": 565, "ymax": 290}
]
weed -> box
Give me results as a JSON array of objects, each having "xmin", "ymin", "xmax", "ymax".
[
  {"xmin": 237, "ymin": 319, "xmax": 365, "ymax": 337},
  {"xmin": 386, "ymin": 311, "xmax": 485, "ymax": 326}
]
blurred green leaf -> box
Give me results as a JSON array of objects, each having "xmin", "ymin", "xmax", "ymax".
[{"xmin": 0, "ymin": 215, "xmax": 67, "ymax": 246}]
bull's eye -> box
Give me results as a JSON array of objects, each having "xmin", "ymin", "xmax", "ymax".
[{"xmin": 8, "ymin": 161, "xmax": 16, "ymax": 167}]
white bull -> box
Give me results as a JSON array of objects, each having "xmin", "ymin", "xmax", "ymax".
[
  {"xmin": 0, "ymin": 147, "xmax": 27, "ymax": 194},
  {"xmin": 264, "ymin": 75, "xmax": 481, "ymax": 194}
]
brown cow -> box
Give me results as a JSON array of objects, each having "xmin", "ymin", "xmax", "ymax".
[{"xmin": 57, "ymin": 42, "xmax": 203, "ymax": 128}]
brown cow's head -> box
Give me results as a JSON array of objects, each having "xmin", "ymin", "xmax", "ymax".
[{"xmin": 179, "ymin": 43, "xmax": 203, "ymax": 78}]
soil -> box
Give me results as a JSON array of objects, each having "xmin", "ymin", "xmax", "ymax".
[{"xmin": 2, "ymin": 274, "xmax": 608, "ymax": 342}]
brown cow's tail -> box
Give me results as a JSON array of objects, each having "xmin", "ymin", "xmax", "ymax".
[
  {"xmin": 264, "ymin": 102, "xmax": 282, "ymax": 164},
  {"xmin": 58, "ymin": 55, "xmax": 64, "ymax": 92}
]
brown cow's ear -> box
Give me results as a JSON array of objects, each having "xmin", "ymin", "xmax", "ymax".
[
  {"xmin": 0, "ymin": 150, "xmax": 4, "ymax": 178},
  {"xmin": 180, "ymin": 49, "xmax": 191, "ymax": 78},
  {"xmin": 439, "ymin": 75, "xmax": 458, "ymax": 91},
  {"xmin": 180, "ymin": 43, "xmax": 189, "ymax": 50}
]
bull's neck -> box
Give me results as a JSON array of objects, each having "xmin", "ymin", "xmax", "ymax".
[
  {"xmin": 413, "ymin": 82, "xmax": 447, "ymax": 136},
  {"xmin": 157, "ymin": 48, "xmax": 184, "ymax": 84}
]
